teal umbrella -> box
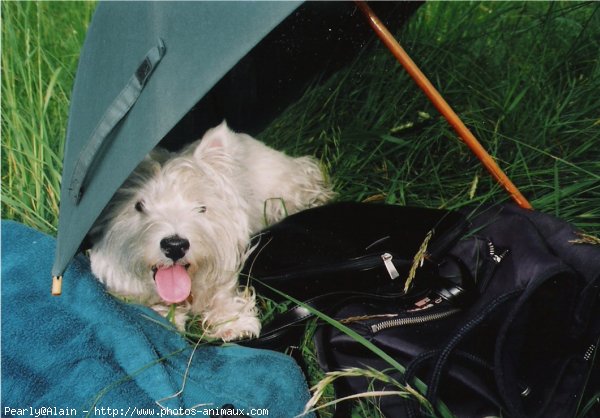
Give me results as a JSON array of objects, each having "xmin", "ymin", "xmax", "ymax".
[{"xmin": 51, "ymin": 1, "xmax": 418, "ymax": 292}]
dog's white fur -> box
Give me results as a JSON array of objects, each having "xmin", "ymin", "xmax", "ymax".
[{"xmin": 89, "ymin": 122, "xmax": 334, "ymax": 341}]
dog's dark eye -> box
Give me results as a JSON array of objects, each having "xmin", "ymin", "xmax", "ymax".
[
  {"xmin": 134, "ymin": 201, "xmax": 145, "ymax": 213},
  {"xmin": 196, "ymin": 205, "xmax": 207, "ymax": 214}
]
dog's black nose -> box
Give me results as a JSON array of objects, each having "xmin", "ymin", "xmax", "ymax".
[{"xmin": 160, "ymin": 236, "xmax": 190, "ymax": 261}]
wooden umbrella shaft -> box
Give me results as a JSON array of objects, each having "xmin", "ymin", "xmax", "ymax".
[{"xmin": 355, "ymin": 1, "xmax": 532, "ymax": 210}]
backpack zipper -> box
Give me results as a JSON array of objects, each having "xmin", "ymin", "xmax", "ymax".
[
  {"xmin": 487, "ymin": 240, "xmax": 509, "ymax": 263},
  {"xmin": 584, "ymin": 343, "xmax": 596, "ymax": 361},
  {"xmin": 371, "ymin": 308, "xmax": 460, "ymax": 333},
  {"xmin": 262, "ymin": 252, "xmax": 407, "ymax": 281}
]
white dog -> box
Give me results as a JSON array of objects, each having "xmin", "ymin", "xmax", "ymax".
[{"xmin": 88, "ymin": 122, "xmax": 334, "ymax": 341}]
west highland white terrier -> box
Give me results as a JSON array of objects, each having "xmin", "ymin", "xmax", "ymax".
[{"xmin": 88, "ymin": 122, "xmax": 334, "ymax": 341}]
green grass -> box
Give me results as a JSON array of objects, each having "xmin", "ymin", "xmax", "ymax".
[
  {"xmin": 1, "ymin": 1, "xmax": 95, "ymax": 233},
  {"xmin": 2, "ymin": 2, "xmax": 599, "ymax": 417},
  {"xmin": 260, "ymin": 2, "xmax": 600, "ymax": 234}
]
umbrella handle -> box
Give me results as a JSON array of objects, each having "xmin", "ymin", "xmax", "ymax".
[
  {"xmin": 355, "ymin": 1, "xmax": 532, "ymax": 210},
  {"xmin": 52, "ymin": 276, "xmax": 62, "ymax": 296}
]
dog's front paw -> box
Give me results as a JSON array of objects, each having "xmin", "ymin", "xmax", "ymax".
[
  {"xmin": 209, "ymin": 314, "xmax": 261, "ymax": 342},
  {"xmin": 199, "ymin": 286, "xmax": 262, "ymax": 342}
]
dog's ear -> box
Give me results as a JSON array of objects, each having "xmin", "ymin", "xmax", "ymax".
[{"xmin": 192, "ymin": 121, "xmax": 235, "ymax": 163}]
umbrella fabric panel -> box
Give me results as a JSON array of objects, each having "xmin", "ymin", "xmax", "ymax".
[{"xmin": 52, "ymin": 1, "xmax": 301, "ymax": 277}]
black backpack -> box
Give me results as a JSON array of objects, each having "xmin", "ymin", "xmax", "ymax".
[{"xmin": 242, "ymin": 202, "xmax": 600, "ymax": 418}]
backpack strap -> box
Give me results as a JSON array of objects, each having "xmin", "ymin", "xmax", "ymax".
[
  {"xmin": 402, "ymin": 290, "xmax": 521, "ymax": 417},
  {"xmin": 574, "ymin": 274, "xmax": 600, "ymax": 336},
  {"xmin": 427, "ymin": 291, "xmax": 521, "ymax": 403}
]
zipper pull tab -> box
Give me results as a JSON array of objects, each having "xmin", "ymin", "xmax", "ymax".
[
  {"xmin": 488, "ymin": 240, "xmax": 509, "ymax": 263},
  {"xmin": 382, "ymin": 253, "xmax": 400, "ymax": 280}
]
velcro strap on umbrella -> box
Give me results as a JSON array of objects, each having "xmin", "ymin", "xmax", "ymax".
[{"xmin": 69, "ymin": 39, "xmax": 166, "ymax": 204}]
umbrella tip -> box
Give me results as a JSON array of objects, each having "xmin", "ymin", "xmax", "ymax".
[{"xmin": 51, "ymin": 276, "xmax": 63, "ymax": 296}]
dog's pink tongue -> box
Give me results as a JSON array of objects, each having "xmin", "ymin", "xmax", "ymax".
[{"xmin": 154, "ymin": 265, "xmax": 191, "ymax": 303}]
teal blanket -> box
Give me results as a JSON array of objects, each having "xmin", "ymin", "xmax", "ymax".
[{"xmin": 1, "ymin": 221, "xmax": 312, "ymax": 417}]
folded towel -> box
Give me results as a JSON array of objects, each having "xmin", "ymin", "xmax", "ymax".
[{"xmin": 1, "ymin": 220, "xmax": 313, "ymax": 417}]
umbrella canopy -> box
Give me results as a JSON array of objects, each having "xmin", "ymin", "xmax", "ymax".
[{"xmin": 52, "ymin": 1, "xmax": 419, "ymax": 284}]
